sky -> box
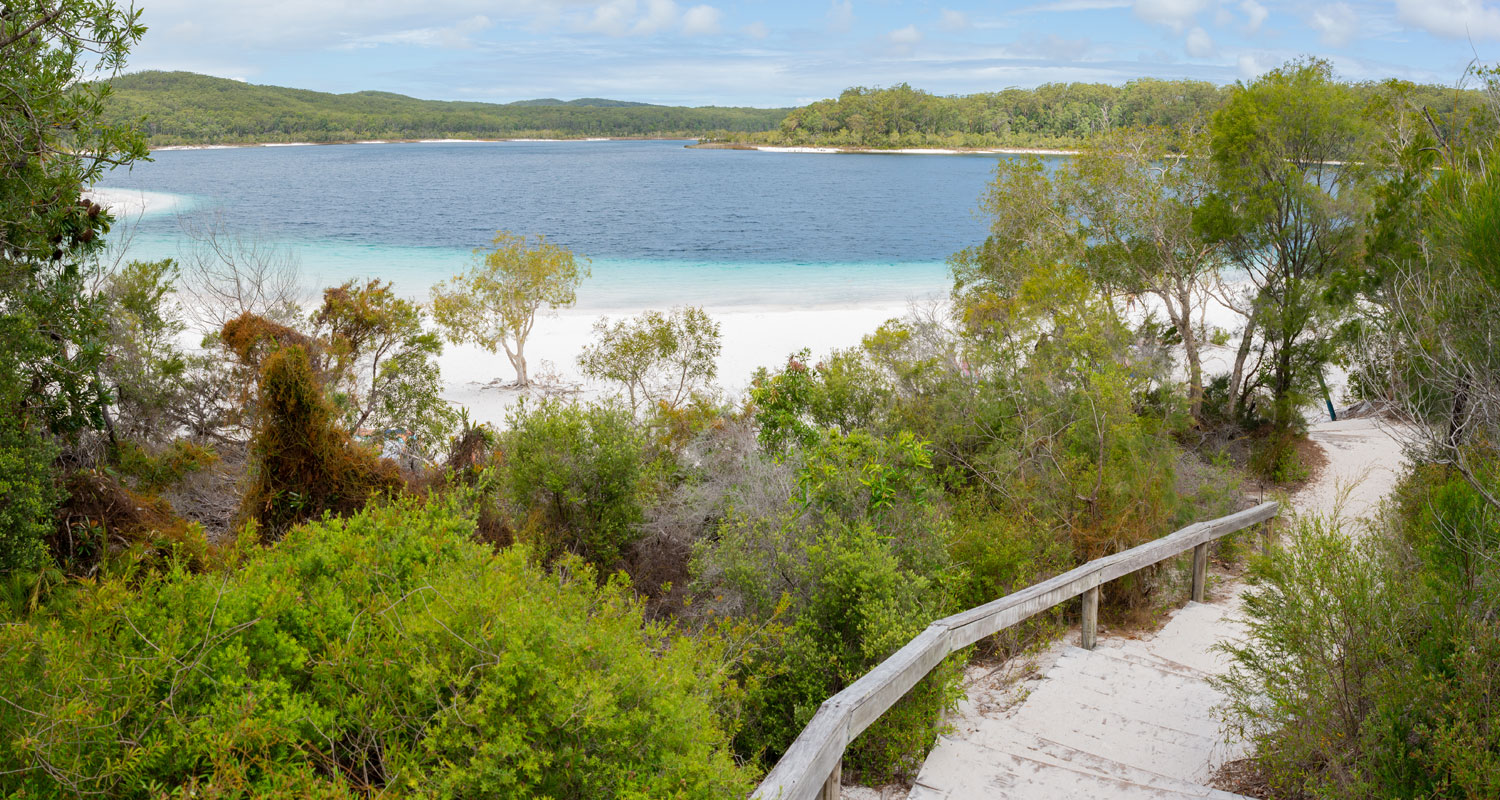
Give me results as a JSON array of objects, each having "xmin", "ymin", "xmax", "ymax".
[{"xmin": 124, "ymin": 0, "xmax": 1495, "ymax": 106}]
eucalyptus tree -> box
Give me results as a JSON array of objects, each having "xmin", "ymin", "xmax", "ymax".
[
  {"xmin": 1069, "ymin": 128, "xmax": 1224, "ymax": 421},
  {"xmin": 1200, "ymin": 58, "xmax": 1374, "ymax": 430},
  {"xmin": 578, "ymin": 306, "xmax": 721, "ymax": 414},
  {"xmin": 430, "ymin": 232, "xmax": 589, "ymax": 388}
]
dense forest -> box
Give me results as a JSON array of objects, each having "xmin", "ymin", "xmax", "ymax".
[
  {"xmin": 711, "ymin": 79, "xmax": 1493, "ymax": 149},
  {"xmin": 101, "ymin": 71, "xmax": 790, "ymax": 145},
  {"xmin": 10, "ymin": 2, "xmax": 1500, "ymax": 798}
]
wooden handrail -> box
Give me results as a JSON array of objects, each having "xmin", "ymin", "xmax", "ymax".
[{"xmin": 751, "ymin": 501, "xmax": 1280, "ymax": 800}]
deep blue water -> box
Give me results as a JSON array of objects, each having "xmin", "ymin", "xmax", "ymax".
[{"xmin": 98, "ymin": 140, "xmax": 1035, "ymax": 309}]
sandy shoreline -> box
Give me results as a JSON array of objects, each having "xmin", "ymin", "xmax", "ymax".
[
  {"xmin": 148, "ymin": 136, "xmax": 692, "ymax": 152},
  {"xmin": 691, "ymin": 142, "xmax": 1080, "ymax": 156},
  {"xmin": 142, "ymin": 139, "xmax": 1079, "ymax": 156},
  {"xmin": 437, "ymin": 302, "xmax": 911, "ymax": 426}
]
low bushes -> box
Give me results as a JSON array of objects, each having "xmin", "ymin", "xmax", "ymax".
[
  {"xmin": 500, "ymin": 399, "xmax": 651, "ymax": 569},
  {"xmin": 0, "ymin": 494, "xmax": 751, "ymax": 798},
  {"xmin": 1218, "ymin": 461, "xmax": 1500, "ymax": 798}
]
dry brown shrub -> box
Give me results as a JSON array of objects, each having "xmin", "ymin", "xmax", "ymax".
[
  {"xmin": 240, "ymin": 345, "xmax": 403, "ymax": 540},
  {"xmin": 54, "ymin": 469, "xmax": 208, "ymax": 568},
  {"xmin": 220, "ymin": 311, "xmax": 317, "ymax": 372}
]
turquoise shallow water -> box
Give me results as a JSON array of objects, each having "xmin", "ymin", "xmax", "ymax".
[
  {"xmin": 96, "ymin": 140, "xmax": 1035, "ymax": 308},
  {"xmin": 113, "ymin": 229, "xmax": 950, "ymax": 309}
]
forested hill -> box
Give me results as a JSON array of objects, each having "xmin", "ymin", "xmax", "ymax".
[
  {"xmin": 103, "ymin": 71, "xmax": 1487, "ymax": 150},
  {"xmin": 714, "ymin": 80, "xmax": 1488, "ymax": 150},
  {"xmin": 101, "ymin": 71, "xmax": 790, "ymax": 145}
]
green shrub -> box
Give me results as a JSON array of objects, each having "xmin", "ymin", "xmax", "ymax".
[
  {"xmin": 1248, "ymin": 429, "xmax": 1310, "ymax": 484},
  {"xmin": 0, "ymin": 494, "xmax": 751, "ymax": 798},
  {"xmin": 0, "ymin": 416, "xmax": 58, "ymax": 574},
  {"xmin": 501, "ymin": 399, "xmax": 649, "ymax": 569},
  {"xmin": 721, "ymin": 519, "xmax": 962, "ymax": 783},
  {"xmin": 1218, "ymin": 464, "xmax": 1500, "ymax": 798}
]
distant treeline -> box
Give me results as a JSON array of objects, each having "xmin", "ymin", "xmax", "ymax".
[
  {"xmin": 102, "ymin": 71, "xmax": 1491, "ymax": 150},
  {"xmin": 713, "ymin": 80, "xmax": 1491, "ymax": 149},
  {"xmin": 101, "ymin": 71, "xmax": 791, "ymax": 145}
]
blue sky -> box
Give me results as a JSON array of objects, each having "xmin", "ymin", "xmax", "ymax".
[{"xmin": 126, "ymin": 0, "xmax": 1494, "ymax": 106}]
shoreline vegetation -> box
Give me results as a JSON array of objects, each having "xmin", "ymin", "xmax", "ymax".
[{"xmin": 106, "ymin": 72, "xmax": 1486, "ymax": 157}]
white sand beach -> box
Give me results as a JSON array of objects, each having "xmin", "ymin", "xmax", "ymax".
[
  {"xmin": 83, "ymin": 187, "xmax": 190, "ymax": 218},
  {"xmin": 437, "ymin": 302, "xmax": 911, "ymax": 425}
]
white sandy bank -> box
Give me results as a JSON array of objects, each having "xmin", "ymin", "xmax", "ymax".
[
  {"xmin": 84, "ymin": 187, "xmax": 189, "ymax": 219},
  {"xmin": 438, "ymin": 303, "xmax": 911, "ymax": 426}
]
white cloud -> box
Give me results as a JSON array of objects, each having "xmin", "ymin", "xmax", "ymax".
[
  {"xmin": 575, "ymin": 0, "xmax": 728, "ymax": 38},
  {"xmin": 743, "ymin": 20, "xmax": 769, "ymax": 39},
  {"xmin": 632, "ymin": 0, "xmax": 681, "ymax": 35},
  {"xmin": 827, "ymin": 0, "xmax": 856, "ymax": 33},
  {"xmin": 1309, "ymin": 3, "xmax": 1358, "ymax": 46},
  {"xmin": 1240, "ymin": 0, "xmax": 1268, "ymax": 32},
  {"xmin": 581, "ymin": 0, "xmax": 637, "ymax": 36},
  {"xmin": 1396, "ymin": 0, "xmax": 1500, "ymax": 40},
  {"xmin": 1018, "ymin": 0, "xmax": 1129, "ymax": 11},
  {"xmin": 1237, "ymin": 51, "xmax": 1271, "ymax": 78},
  {"xmin": 889, "ymin": 24, "xmax": 923, "ymax": 44},
  {"xmin": 681, "ymin": 4, "xmax": 723, "ymax": 35},
  {"xmin": 1133, "ymin": 0, "xmax": 1209, "ymax": 32},
  {"xmin": 1185, "ymin": 25, "xmax": 1214, "ymax": 56},
  {"xmin": 347, "ymin": 15, "xmax": 494, "ymax": 49},
  {"xmin": 1014, "ymin": 33, "xmax": 1094, "ymax": 59},
  {"xmin": 938, "ymin": 9, "xmax": 971, "ymax": 31}
]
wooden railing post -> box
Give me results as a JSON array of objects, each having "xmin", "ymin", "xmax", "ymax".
[
  {"xmin": 751, "ymin": 502, "xmax": 1279, "ymax": 800},
  {"xmin": 820, "ymin": 759, "xmax": 841, "ymax": 800},
  {"xmin": 1081, "ymin": 585, "xmax": 1100, "ymax": 650},
  {"xmin": 1190, "ymin": 542, "xmax": 1208, "ymax": 602}
]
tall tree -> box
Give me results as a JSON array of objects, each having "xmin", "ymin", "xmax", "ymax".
[
  {"xmin": 1070, "ymin": 128, "xmax": 1224, "ymax": 421},
  {"xmin": 1201, "ymin": 58, "xmax": 1372, "ymax": 430},
  {"xmin": 1, "ymin": 0, "xmax": 148, "ymax": 434},
  {"xmin": 0, "ymin": 1, "xmax": 147, "ymax": 571},
  {"xmin": 430, "ymin": 232, "xmax": 588, "ymax": 388}
]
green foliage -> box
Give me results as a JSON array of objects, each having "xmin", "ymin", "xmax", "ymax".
[
  {"xmin": 796, "ymin": 430, "xmax": 934, "ymax": 523},
  {"xmin": 578, "ymin": 306, "xmax": 722, "ymax": 413},
  {"xmin": 945, "ymin": 498, "xmax": 1074, "ymax": 616},
  {"xmin": 1247, "ymin": 430, "xmax": 1310, "ymax": 485},
  {"xmin": 111, "ymin": 438, "xmax": 219, "ymax": 495},
  {"xmin": 0, "ymin": 494, "xmax": 752, "ymax": 798},
  {"xmin": 1205, "ymin": 58, "xmax": 1373, "ymax": 432},
  {"xmin": 722, "ymin": 79, "xmax": 1490, "ymax": 151},
  {"xmin": 703, "ymin": 516, "xmax": 961, "ymax": 783},
  {"xmin": 691, "ymin": 427, "xmax": 962, "ymax": 782},
  {"xmin": 500, "ymin": 399, "xmax": 650, "ymax": 569},
  {"xmin": 431, "ymin": 232, "xmax": 588, "ymax": 387},
  {"xmin": 745, "ymin": 80, "xmax": 1227, "ymax": 149},
  {"xmin": 103, "ymin": 70, "xmax": 788, "ymax": 146},
  {"xmin": 1, "ymin": 0, "xmax": 149, "ymax": 436},
  {"xmin": 749, "ymin": 350, "xmax": 822, "ymax": 453},
  {"xmin": 241, "ymin": 345, "xmax": 403, "ymax": 539},
  {"xmin": 311, "ymin": 278, "xmax": 456, "ymax": 454},
  {"xmin": 1219, "ymin": 462, "xmax": 1500, "ymax": 799},
  {"xmin": 102, "ymin": 259, "xmax": 191, "ymax": 441},
  {"xmin": 0, "ymin": 416, "xmax": 59, "ymax": 574}
]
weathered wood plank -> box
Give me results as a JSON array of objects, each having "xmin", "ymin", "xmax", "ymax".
[
  {"xmin": 752, "ymin": 700, "xmax": 850, "ymax": 800},
  {"xmin": 819, "ymin": 760, "xmax": 841, "ymax": 800},
  {"xmin": 1191, "ymin": 542, "xmax": 1209, "ymax": 602},
  {"xmin": 1081, "ymin": 584, "xmax": 1100, "ymax": 650},
  {"xmin": 843, "ymin": 625, "xmax": 952, "ymax": 737},
  {"xmin": 751, "ymin": 501, "xmax": 1278, "ymax": 800}
]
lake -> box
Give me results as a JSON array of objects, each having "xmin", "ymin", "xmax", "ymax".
[{"xmin": 97, "ymin": 139, "xmax": 1034, "ymax": 310}]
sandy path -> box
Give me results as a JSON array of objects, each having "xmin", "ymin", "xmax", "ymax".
[{"xmin": 875, "ymin": 417, "xmax": 1409, "ymax": 799}]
